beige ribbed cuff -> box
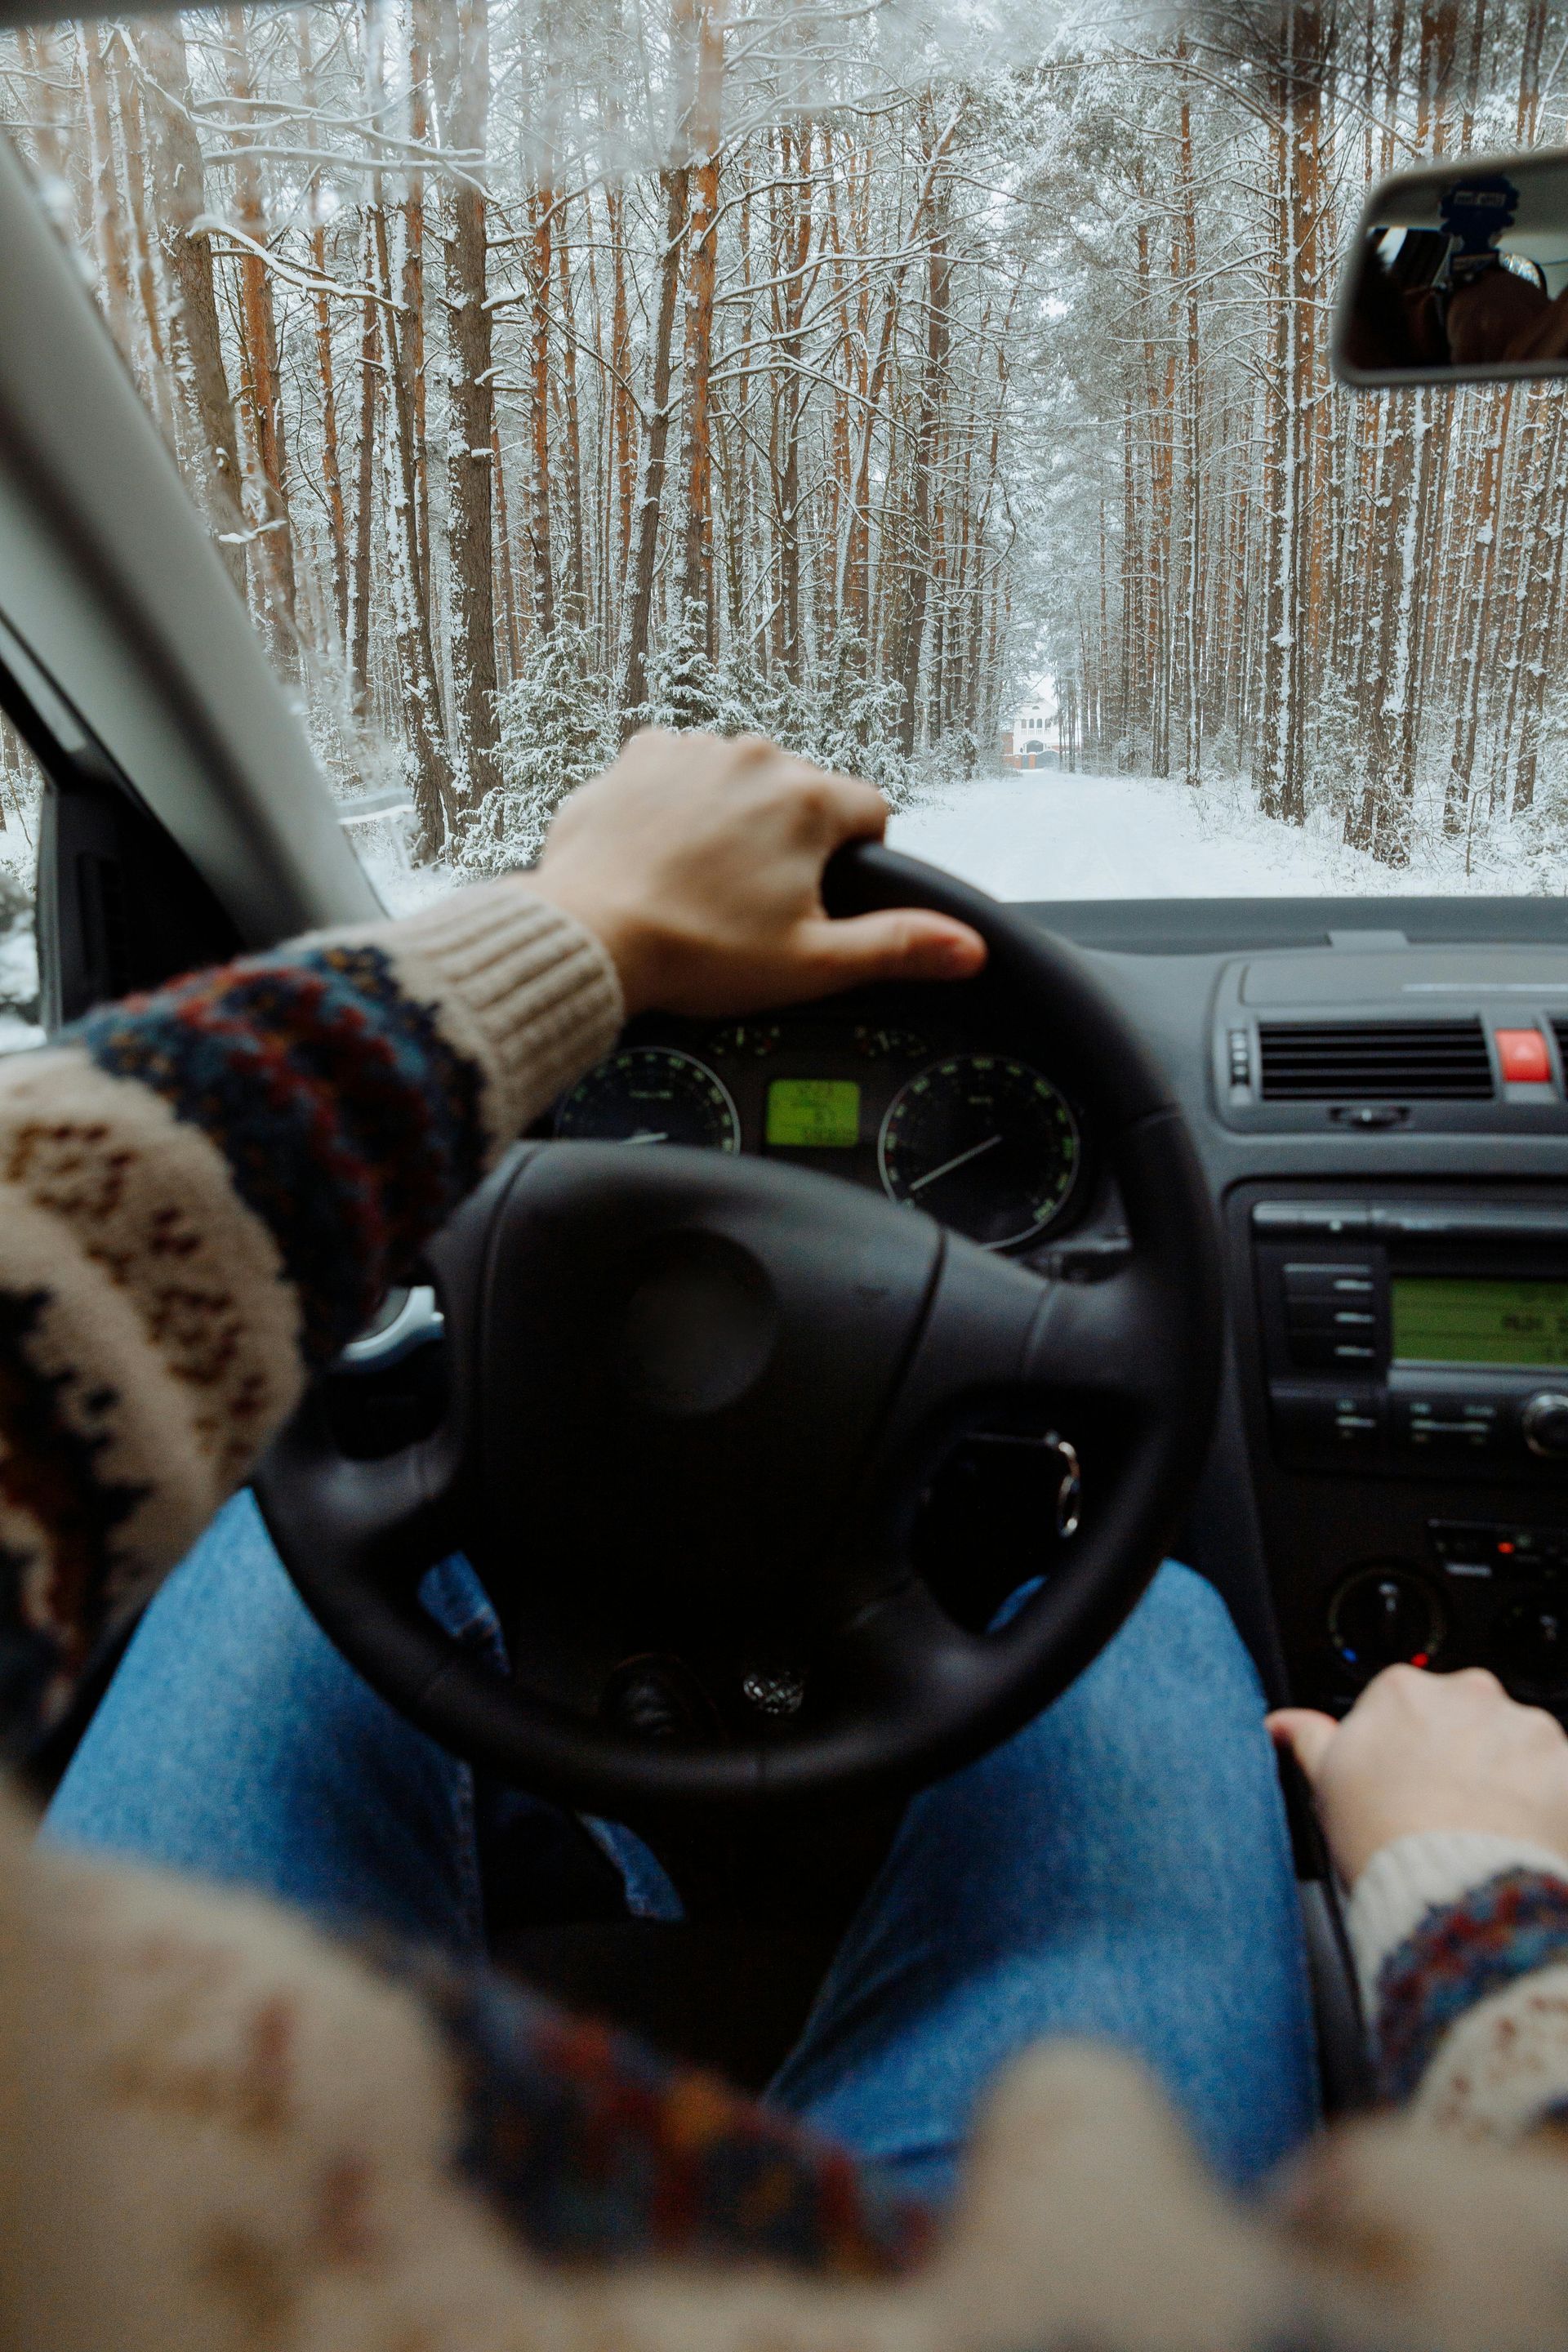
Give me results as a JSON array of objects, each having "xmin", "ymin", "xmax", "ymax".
[
  {"xmin": 335, "ymin": 882, "xmax": 623, "ymax": 1149},
  {"xmin": 1347, "ymin": 1830, "xmax": 1568, "ymax": 2013}
]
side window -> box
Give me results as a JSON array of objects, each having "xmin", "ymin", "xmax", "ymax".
[{"xmin": 0, "ymin": 719, "xmax": 41, "ymax": 1051}]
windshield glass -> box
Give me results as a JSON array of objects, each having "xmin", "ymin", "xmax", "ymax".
[{"xmin": 1, "ymin": 0, "xmax": 1564, "ymax": 904}]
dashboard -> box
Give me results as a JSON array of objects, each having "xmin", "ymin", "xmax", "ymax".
[
  {"xmin": 536, "ymin": 989, "xmax": 1099, "ymax": 1258},
  {"xmin": 506, "ymin": 894, "xmax": 1568, "ymax": 1730},
  {"xmin": 1056, "ymin": 903, "xmax": 1568, "ymax": 1725}
]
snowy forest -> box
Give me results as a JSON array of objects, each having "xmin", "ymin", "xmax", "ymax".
[
  {"xmin": 1036, "ymin": 0, "xmax": 1568, "ymax": 881},
  {"xmin": 0, "ymin": 0, "xmax": 1566, "ymax": 896}
]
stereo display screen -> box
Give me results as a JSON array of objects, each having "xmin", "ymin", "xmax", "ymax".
[{"xmin": 1392, "ymin": 1276, "xmax": 1568, "ymax": 1370}]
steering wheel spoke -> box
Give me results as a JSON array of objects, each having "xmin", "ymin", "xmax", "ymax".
[
  {"xmin": 1023, "ymin": 1259, "xmax": 1171, "ymax": 1414},
  {"xmin": 259, "ymin": 1385, "xmax": 461, "ymax": 1599},
  {"xmin": 818, "ymin": 1576, "xmax": 990, "ymax": 1723}
]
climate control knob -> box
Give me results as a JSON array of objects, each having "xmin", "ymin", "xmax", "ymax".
[
  {"xmin": 1522, "ymin": 1392, "xmax": 1568, "ymax": 1459},
  {"xmin": 1329, "ymin": 1567, "xmax": 1442, "ymax": 1678},
  {"xmin": 1493, "ymin": 1596, "xmax": 1568, "ymax": 1691}
]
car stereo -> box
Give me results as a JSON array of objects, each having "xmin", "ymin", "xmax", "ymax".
[
  {"xmin": 1254, "ymin": 1198, "xmax": 1568, "ymax": 1474},
  {"xmin": 1240, "ymin": 1192, "xmax": 1568, "ymax": 1713}
]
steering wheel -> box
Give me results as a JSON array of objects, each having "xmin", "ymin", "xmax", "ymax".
[{"xmin": 256, "ymin": 845, "xmax": 1221, "ymax": 1817}]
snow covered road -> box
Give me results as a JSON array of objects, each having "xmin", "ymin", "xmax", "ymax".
[
  {"xmin": 359, "ymin": 760, "xmax": 1549, "ymax": 927},
  {"xmin": 888, "ymin": 770, "xmax": 1364, "ymax": 899}
]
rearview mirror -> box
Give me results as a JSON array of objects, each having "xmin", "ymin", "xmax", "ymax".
[{"xmin": 1334, "ymin": 148, "xmax": 1568, "ymax": 386}]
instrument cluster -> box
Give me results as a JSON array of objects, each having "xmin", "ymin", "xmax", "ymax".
[{"xmin": 546, "ymin": 996, "xmax": 1092, "ymax": 1255}]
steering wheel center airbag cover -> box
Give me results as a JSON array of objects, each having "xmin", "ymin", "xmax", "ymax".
[
  {"xmin": 470, "ymin": 1146, "xmax": 943, "ymax": 1617},
  {"xmin": 616, "ymin": 1231, "xmax": 779, "ymax": 1416}
]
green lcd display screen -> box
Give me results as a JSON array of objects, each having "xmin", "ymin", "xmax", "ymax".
[
  {"xmin": 1392, "ymin": 1276, "xmax": 1568, "ymax": 1369},
  {"xmin": 766, "ymin": 1078, "xmax": 861, "ymax": 1149}
]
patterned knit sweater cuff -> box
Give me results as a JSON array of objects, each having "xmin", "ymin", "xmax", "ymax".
[
  {"xmin": 336, "ymin": 884, "xmax": 625, "ymax": 1152},
  {"xmin": 1346, "ymin": 1830, "xmax": 1568, "ymax": 2011},
  {"xmin": 1348, "ymin": 1831, "xmax": 1568, "ymax": 2133}
]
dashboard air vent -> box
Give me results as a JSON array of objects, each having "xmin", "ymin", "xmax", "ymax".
[{"xmin": 1256, "ymin": 1018, "xmax": 1494, "ymax": 1102}]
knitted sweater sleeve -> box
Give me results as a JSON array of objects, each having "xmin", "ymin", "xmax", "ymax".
[
  {"xmin": 0, "ymin": 881, "xmax": 621, "ymax": 1744},
  {"xmin": 1347, "ymin": 1829, "xmax": 1568, "ymax": 2139}
]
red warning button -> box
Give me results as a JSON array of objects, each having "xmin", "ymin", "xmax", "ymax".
[{"xmin": 1495, "ymin": 1027, "xmax": 1552, "ymax": 1083}]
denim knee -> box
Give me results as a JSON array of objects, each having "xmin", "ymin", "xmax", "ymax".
[{"xmin": 953, "ymin": 1559, "xmax": 1270, "ymax": 1824}]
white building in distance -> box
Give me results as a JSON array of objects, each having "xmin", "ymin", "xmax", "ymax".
[{"xmin": 1000, "ymin": 684, "xmax": 1058, "ymax": 770}]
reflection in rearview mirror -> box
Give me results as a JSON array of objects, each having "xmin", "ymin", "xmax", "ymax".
[{"xmin": 1334, "ymin": 149, "xmax": 1568, "ymax": 386}]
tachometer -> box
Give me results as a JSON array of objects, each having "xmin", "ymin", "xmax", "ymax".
[
  {"xmin": 878, "ymin": 1055, "xmax": 1080, "ymax": 1250},
  {"xmin": 555, "ymin": 1047, "xmax": 741, "ymax": 1151}
]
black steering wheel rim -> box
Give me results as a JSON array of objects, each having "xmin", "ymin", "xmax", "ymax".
[{"xmin": 256, "ymin": 844, "xmax": 1222, "ymax": 1816}]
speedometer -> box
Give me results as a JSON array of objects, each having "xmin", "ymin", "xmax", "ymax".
[
  {"xmin": 555, "ymin": 1047, "xmax": 741, "ymax": 1151},
  {"xmin": 878, "ymin": 1055, "xmax": 1080, "ymax": 1250}
]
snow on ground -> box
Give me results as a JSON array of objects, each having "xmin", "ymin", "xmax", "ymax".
[
  {"xmin": 0, "ymin": 820, "xmax": 41, "ymax": 1054},
  {"xmin": 360, "ymin": 763, "xmax": 1568, "ymax": 915},
  {"xmin": 891, "ymin": 769, "xmax": 1334, "ymax": 898},
  {"xmin": 340, "ymin": 801, "xmax": 453, "ymax": 917},
  {"xmin": 889, "ymin": 768, "xmax": 1568, "ymax": 901}
]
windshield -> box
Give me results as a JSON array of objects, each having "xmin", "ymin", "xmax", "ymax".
[{"xmin": 1, "ymin": 0, "xmax": 1564, "ymax": 906}]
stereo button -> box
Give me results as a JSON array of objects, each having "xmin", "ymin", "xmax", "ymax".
[
  {"xmin": 1281, "ymin": 1263, "xmax": 1378, "ymax": 1298},
  {"xmin": 1291, "ymin": 1334, "xmax": 1379, "ymax": 1370},
  {"xmin": 1398, "ymin": 1398, "xmax": 1499, "ymax": 1456},
  {"xmin": 1428, "ymin": 1521, "xmax": 1499, "ymax": 1579},
  {"xmin": 1284, "ymin": 1302, "xmax": 1377, "ymax": 1334},
  {"xmin": 1271, "ymin": 1386, "xmax": 1383, "ymax": 1456}
]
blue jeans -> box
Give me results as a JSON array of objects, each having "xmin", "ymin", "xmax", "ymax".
[{"xmin": 44, "ymin": 1492, "xmax": 1316, "ymax": 2198}]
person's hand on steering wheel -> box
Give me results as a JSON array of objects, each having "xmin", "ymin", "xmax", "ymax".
[
  {"xmin": 528, "ymin": 728, "xmax": 987, "ymax": 1017},
  {"xmin": 1271, "ymin": 1668, "xmax": 1568, "ymax": 1885}
]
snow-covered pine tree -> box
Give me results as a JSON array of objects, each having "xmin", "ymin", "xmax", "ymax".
[
  {"xmin": 644, "ymin": 599, "xmax": 726, "ymax": 733},
  {"xmin": 452, "ymin": 626, "xmax": 612, "ymax": 875},
  {"xmin": 773, "ymin": 628, "xmax": 911, "ymax": 802}
]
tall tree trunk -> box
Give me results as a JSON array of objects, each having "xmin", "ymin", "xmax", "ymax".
[
  {"xmin": 106, "ymin": 33, "xmax": 176, "ymax": 446},
  {"xmin": 895, "ymin": 181, "xmax": 949, "ymax": 757},
  {"xmin": 308, "ymin": 249, "xmax": 348, "ymax": 654},
  {"xmin": 136, "ymin": 16, "xmax": 247, "ymax": 594},
  {"xmin": 1446, "ymin": 386, "xmax": 1511, "ymax": 831},
  {"xmin": 82, "ymin": 25, "xmax": 136, "ymax": 370},
  {"xmin": 226, "ymin": 7, "xmax": 298, "ymax": 661},
  {"xmin": 434, "ymin": 0, "xmax": 501, "ymax": 807},
  {"xmin": 296, "ymin": 16, "xmax": 347, "ymax": 653},
  {"xmin": 1177, "ymin": 60, "xmax": 1202, "ymax": 790},
  {"xmin": 383, "ymin": 402, "xmax": 457, "ymax": 857},
  {"xmin": 676, "ymin": 0, "xmax": 724, "ymax": 650},
  {"xmin": 619, "ymin": 160, "xmax": 691, "ymax": 725},
  {"xmin": 371, "ymin": 196, "xmax": 454, "ymax": 845},
  {"xmin": 492, "ymin": 415, "xmax": 522, "ymax": 677},
  {"xmin": 1254, "ymin": 2, "xmax": 1320, "ymax": 831},
  {"xmin": 1508, "ymin": 402, "xmax": 1566, "ymax": 816},
  {"xmin": 350, "ymin": 231, "xmax": 379, "ymax": 719},
  {"xmin": 555, "ymin": 207, "xmax": 588, "ymax": 628},
  {"xmin": 773, "ymin": 114, "xmax": 812, "ymax": 685},
  {"xmin": 407, "ymin": 0, "xmax": 434, "ymax": 611},
  {"xmin": 838, "ymin": 108, "xmax": 960, "ymax": 637},
  {"xmin": 525, "ymin": 176, "xmax": 556, "ymax": 636}
]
